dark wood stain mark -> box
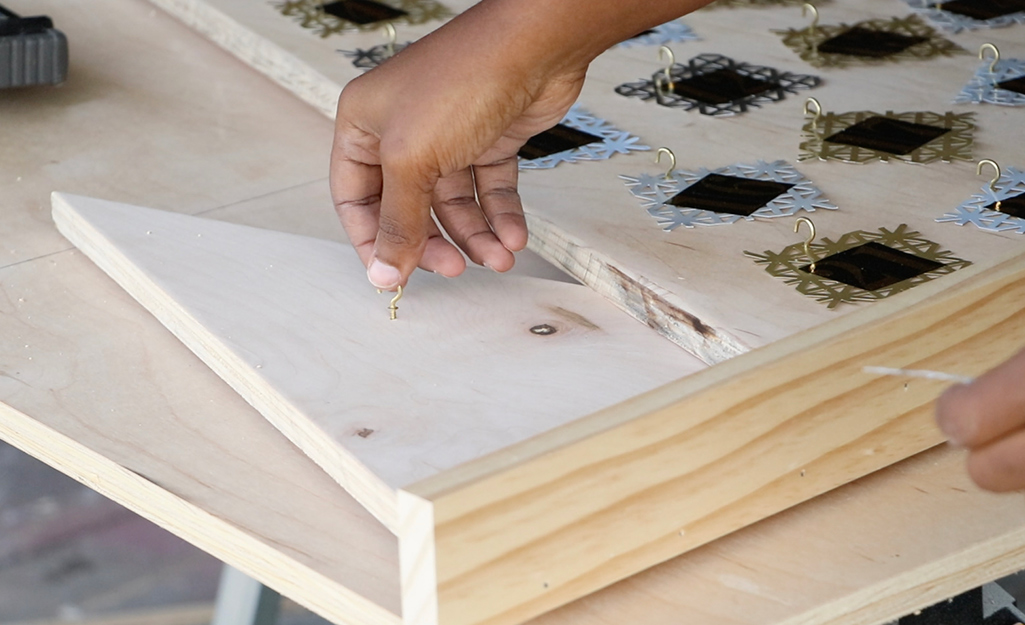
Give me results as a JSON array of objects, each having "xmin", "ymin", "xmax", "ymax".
[{"xmin": 607, "ymin": 265, "xmax": 716, "ymax": 338}]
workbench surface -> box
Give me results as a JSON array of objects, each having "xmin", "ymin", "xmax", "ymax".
[{"xmin": 2, "ymin": 2, "xmax": 1024, "ymax": 625}]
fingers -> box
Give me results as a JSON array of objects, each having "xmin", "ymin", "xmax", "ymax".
[
  {"xmin": 361, "ymin": 146, "xmax": 440, "ymax": 289},
  {"xmin": 966, "ymin": 428, "xmax": 1025, "ymax": 492},
  {"xmin": 936, "ymin": 348, "xmax": 1025, "ymax": 448},
  {"xmin": 473, "ymin": 157, "xmax": 529, "ymax": 253},
  {"xmin": 432, "ymin": 168, "xmax": 515, "ymax": 271},
  {"xmin": 420, "ymin": 217, "xmax": 466, "ymax": 278},
  {"xmin": 331, "ymin": 155, "xmax": 383, "ymax": 268}
]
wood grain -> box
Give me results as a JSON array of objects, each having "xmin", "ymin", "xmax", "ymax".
[
  {"xmin": 528, "ymin": 444, "xmax": 1025, "ymax": 625},
  {"xmin": 0, "ymin": 251, "xmax": 400, "ymax": 625},
  {"xmin": 148, "ymin": 0, "xmax": 1025, "ymax": 364},
  {"xmin": 51, "ymin": 193, "xmax": 705, "ymax": 532},
  {"xmin": 143, "ymin": 0, "xmax": 477, "ymax": 117},
  {"xmin": 405, "ymin": 248, "xmax": 1025, "ymax": 625},
  {"xmin": 0, "ymin": 0, "xmax": 332, "ymax": 271},
  {"xmin": 521, "ymin": 0, "xmax": 1025, "ymax": 360},
  {"xmin": 5, "ymin": 242, "xmax": 1025, "ymax": 625}
]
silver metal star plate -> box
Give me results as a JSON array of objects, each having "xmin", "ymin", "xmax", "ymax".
[
  {"xmin": 937, "ymin": 166, "xmax": 1025, "ymax": 233},
  {"xmin": 518, "ymin": 105, "xmax": 650, "ymax": 170},
  {"xmin": 954, "ymin": 58, "xmax": 1025, "ymax": 106},
  {"xmin": 621, "ymin": 159, "xmax": 838, "ymax": 231}
]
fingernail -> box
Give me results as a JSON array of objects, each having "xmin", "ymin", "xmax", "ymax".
[
  {"xmin": 936, "ymin": 385, "xmax": 974, "ymax": 447},
  {"xmin": 367, "ymin": 259, "xmax": 401, "ymax": 289},
  {"xmin": 483, "ymin": 261, "xmax": 496, "ymax": 272},
  {"xmin": 937, "ymin": 412, "xmax": 969, "ymax": 447}
]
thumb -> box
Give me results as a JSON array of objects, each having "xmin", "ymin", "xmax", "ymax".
[{"xmin": 368, "ymin": 154, "xmax": 437, "ymax": 289}]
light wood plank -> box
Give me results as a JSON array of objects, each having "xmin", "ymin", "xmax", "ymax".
[
  {"xmin": 52, "ymin": 193, "xmax": 1025, "ymax": 625},
  {"xmin": 520, "ymin": 0, "xmax": 1025, "ymax": 360},
  {"xmin": 529, "ymin": 444, "xmax": 1025, "ymax": 625},
  {"xmin": 6, "ymin": 246, "xmax": 1025, "ymax": 625},
  {"xmin": 4, "ymin": 221, "xmax": 1025, "ymax": 625},
  {"xmin": 51, "ymin": 193, "xmax": 705, "ymax": 532},
  {"xmin": 405, "ymin": 248, "xmax": 1025, "ymax": 625},
  {"xmin": 0, "ymin": 252, "xmax": 400, "ymax": 625},
  {"xmin": 143, "ymin": 0, "xmax": 477, "ymax": 117},
  {"xmin": 147, "ymin": 0, "xmax": 1025, "ymax": 364},
  {"xmin": 0, "ymin": 0, "xmax": 333, "ymax": 271}
]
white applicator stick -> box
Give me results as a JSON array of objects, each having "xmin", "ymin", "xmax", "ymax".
[{"xmin": 862, "ymin": 366, "xmax": 974, "ymax": 385}]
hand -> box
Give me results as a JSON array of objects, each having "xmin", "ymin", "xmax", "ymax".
[
  {"xmin": 329, "ymin": 0, "xmax": 714, "ymax": 289},
  {"xmin": 936, "ymin": 347, "xmax": 1025, "ymax": 491},
  {"xmin": 330, "ymin": 1, "xmax": 588, "ymax": 289}
]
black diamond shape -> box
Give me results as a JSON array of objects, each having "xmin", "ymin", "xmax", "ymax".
[
  {"xmin": 669, "ymin": 68, "xmax": 779, "ymax": 105},
  {"xmin": 518, "ymin": 124, "xmax": 602, "ymax": 160},
  {"xmin": 817, "ymin": 27, "xmax": 929, "ymax": 58},
  {"xmin": 938, "ymin": 0, "xmax": 1025, "ymax": 20},
  {"xmin": 987, "ymin": 191, "xmax": 1025, "ymax": 219},
  {"xmin": 800, "ymin": 241, "xmax": 943, "ymax": 291},
  {"xmin": 321, "ymin": 0, "xmax": 407, "ymax": 24},
  {"xmin": 997, "ymin": 75, "xmax": 1025, "ymax": 96},
  {"xmin": 824, "ymin": 116, "xmax": 949, "ymax": 155},
  {"xmin": 668, "ymin": 173, "xmax": 794, "ymax": 216}
]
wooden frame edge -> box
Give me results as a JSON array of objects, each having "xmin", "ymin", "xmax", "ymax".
[
  {"xmin": 145, "ymin": 0, "xmax": 340, "ymax": 117},
  {"xmin": 0, "ymin": 401, "xmax": 400, "ymax": 625},
  {"xmin": 408, "ymin": 248, "xmax": 1025, "ymax": 625}
]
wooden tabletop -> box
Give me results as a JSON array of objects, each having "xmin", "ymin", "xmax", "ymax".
[{"xmin": 1, "ymin": 2, "xmax": 1024, "ymax": 625}]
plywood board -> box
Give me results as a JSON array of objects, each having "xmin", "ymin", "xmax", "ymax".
[
  {"xmin": 523, "ymin": 0, "xmax": 1025, "ymax": 362},
  {"xmin": 0, "ymin": 0, "xmax": 333, "ymax": 271},
  {"xmin": 143, "ymin": 0, "xmax": 477, "ymax": 116},
  {"xmin": 0, "ymin": 250, "xmax": 400, "ymax": 625},
  {"xmin": 145, "ymin": 0, "xmax": 1025, "ymax": 364},
  {"xmin": 53, "ymin": 193, "xmax": 1025, "ymax": 625},
  {"xmin": 5, "ymin": 245, "xmax": 1025, "ymax": 625},
  {"xmin": 51, "ymin": 193, "xmax": 705, "ymax": 533},
  {"xmin": 404, "ymin": 248, "xmax": 1025, "ymax": 625}
]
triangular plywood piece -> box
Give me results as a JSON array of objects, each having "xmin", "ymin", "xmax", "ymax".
[{"xmin": 52, "ymin": 193, "xmax": 703, "ymax": 532}]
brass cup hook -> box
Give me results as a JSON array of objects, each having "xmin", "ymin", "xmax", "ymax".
[
  {"xmin": 979, "ymin": 42, "xmax": 1000, "ymax": 74},
  {"xmin": 801, "ymin": 3, "xmax": 819, "ymax": 55},
  {"xmin": 804, "ymin": 97, "xmax": 822, "ymax": 126},
  {"xmin": 655, "ymin": 147, "xmax": 677, "ymax": 181},
  {"xmin": 657, "ymin": 45, "xmax": 676, "ymax": 94},
  {"xmin": 978, "ymin": 158, "xmax": 1002, "ymax": 211},
  {"xmin": 794, "ymin": 216, "xmax": 817, "ymax": 274},
  {"xmin": 383, "ymin": 22, "xmax": 397, "ymax": 57},
  {"xmin": 802, "ymin": 3, "xmax": 819, "ymax": 31},
  {"xmin": 388, "ymin": 285, "xmax": 403, "ymax": 320}
]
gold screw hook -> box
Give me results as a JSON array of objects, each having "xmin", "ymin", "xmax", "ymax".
[
  {"xmin": 386, "ymin": 285, "xmax": 403, "ymax": 320},
  {"xmin": 658, "ymin": 45, "xmax": 676, "ymax": 94},
  {"xmin": 802, "ymin": 3, "xmax": 819, "ymax": 55},
  {"xmin": 383, "ymin": 22, "xmax": 397, "ymax": 57},
  {"xmin": 979, "ymin": 42, "xmax": 1000, "ymax": 74},
  {"xmin": 978, "ymin": 159, "xmax": 1002, "ymax": 212},
  {"xmin": 655, "ymin": 147, "xmax": 677, "ymax": 181},
  {"xmin": 804, "ymin": 97, "xmax": 822, "ymax": 126},
  {"xmin": 794, "ymin": 217, "xmax": 817, "ymax": 274},
  {"xmin": 802, "ymin": 3, "xmax": 819, "ymax": 30}
]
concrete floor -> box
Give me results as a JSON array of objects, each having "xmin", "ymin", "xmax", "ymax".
[{"xmin": 0, "ymin": 441, "xmax": 329, "ymax": 625}]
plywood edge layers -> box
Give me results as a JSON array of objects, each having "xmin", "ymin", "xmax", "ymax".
[
  {"xmin": 781, "ymin": 523, "xmax": 1025, "ymax": 625},
  {"xmin": 525, "ymin": 211, "xmax": 749, "ymax": 365},
  {"xmin": 51, "ymin": 192, "xmax": 400, "ymax": 533},
  {"xmin": 145, "ymin": 0, "xmax": 340, "ymax": 117},
  {"xmin": 398, "ymin": 491, "xmax": 440, "ymax": 625},
  {"xmin": 406, "ymin": 250, "xmax": 1025, "ymax": 625},
  {"xmin": 0, "ymin": 401, "xmax": 399, "ymax": 625}
]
